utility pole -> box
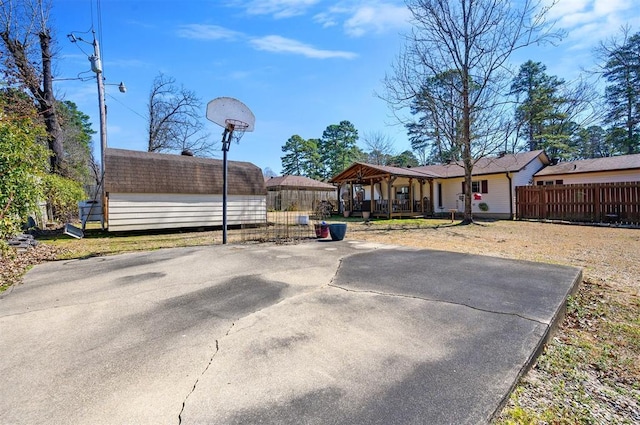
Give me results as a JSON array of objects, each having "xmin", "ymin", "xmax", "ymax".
[
  {"xmin": 89, "ymin": 30, "xmax": 107, "ymax": 223},
  {"xmin": 67, "ymin": 29, "xmax": 125, "ymax": 230}
]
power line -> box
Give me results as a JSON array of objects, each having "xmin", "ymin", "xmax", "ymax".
[{"xmin": 105, "ymin": 92, "xmax": 147, "ymax": 121}]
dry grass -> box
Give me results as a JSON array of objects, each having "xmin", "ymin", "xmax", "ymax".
[{"xmin": 2, "ymin": 218, "xmax": 639, "ymax": 422}]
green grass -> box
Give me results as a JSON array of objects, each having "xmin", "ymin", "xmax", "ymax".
[{"xmin": 323, "ymin": 215, "xmax": 458, "ymax": 228}]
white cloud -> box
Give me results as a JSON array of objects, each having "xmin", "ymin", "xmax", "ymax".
[
  {"xmin": 311, "ymin": 1, "xmax": 410, "ymax": 37},
  {"xmin": 241, "ymin": 0, "xmax": 320, "ymax": 19},
  {"xmin": 343, "ymin": 2, "xmax": 410, "ymax": 37},
  {"xmin": 250, "ymin": 35, "xmax": 357, "ymax": 59},
  {"xmin": 544, "ymin": 0, "xmax": 640, "ymax": 47},
  {"xmin": 176, "ymin": 24, "xmax": 242, "ymax": 40},
  {"xmin": 313, "ymin": 12, "xmax": 339, "ymax": 28}
]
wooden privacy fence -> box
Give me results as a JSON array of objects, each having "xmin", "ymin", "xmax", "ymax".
[{"xmin": 516, "ymin": 182, "xmax": 640, "ymax": 225}]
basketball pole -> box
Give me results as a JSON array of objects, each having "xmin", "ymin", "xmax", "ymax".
[{"xmin": 221, "ymin": 126, "xmax": 233, "ymax": 244}]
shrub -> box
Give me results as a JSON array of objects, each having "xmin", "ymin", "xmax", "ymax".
[
  {"xmin": 42, "ymin": 174, "xmax": 86, "ymax": 223},
  {"xmin": 0, "ymin": 99, "xmax": 49, "ymax": 241}
]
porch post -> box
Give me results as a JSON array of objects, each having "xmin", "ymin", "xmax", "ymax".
[
  {"xmin": 349, "ymin": 181, "xmax": 354, "ymax": 213},
  {"xmin": 387, "ymin": 176, "xmax": 395, "ymax": 219},
  {"xmin": 369, "ymin": 179, "xmax": 374, "ymax": 215},
  {"xmin": 419, "ymin": 179, "xmax": 424, "ymax": 214},
  {"xmin": 429, "ymin": 179, "xmax": 434, "ymax": 216},
  {"xmin": 409, "ymin": 178, "xmax": 414, "ymax": 214}
]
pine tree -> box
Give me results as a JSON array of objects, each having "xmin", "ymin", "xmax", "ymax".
[
  {"xmin": 511, "ymin": 61, "xmax": 569, "ymax": 153},
  {"xmin": 318, "ymin": 121, "xmax": 359, "ymax": 179},
  {"xmin": 603, "ymin": 32, "xmax": 640, "ymax": 155}
]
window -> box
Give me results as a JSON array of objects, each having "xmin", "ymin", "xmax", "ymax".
[
  {"xmin": 538, "ymin": 180, "xmax": 562, "ymax": 186},
  {"xmin": 438, "ymin": 183, "xmax": 443, "ymax": 207},
  {"xmin": 396, "ymin": 186, "xmax": 409, "ymax": 200},
  {"xmin": 462, "ymin": 179, "xmax": 488, "ymax": 194}
]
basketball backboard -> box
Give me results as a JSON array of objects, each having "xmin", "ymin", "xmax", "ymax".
[{"xmin": 206, "ymin": 97, "xmax": 255, "ymax": 132}]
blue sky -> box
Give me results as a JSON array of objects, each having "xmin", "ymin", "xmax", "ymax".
[{"xmin": 51, "ymin": 0, "xmax": 640, "ymax": 173}]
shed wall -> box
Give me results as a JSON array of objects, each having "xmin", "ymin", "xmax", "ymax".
[{"xmin": 108, "ymin": 193, "xmax": 266, "ymax": 231}]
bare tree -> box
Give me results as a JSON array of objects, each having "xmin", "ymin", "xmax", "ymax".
[
  {"xmin": 382, "ymin": 0, "xmax": 560, "ymax": 223},
  {"xmin": 147, "ymin": 73, "xmax": 212, "ymax": 155},
  {"xmin": 362, "ymin": 131, "xmax": 396, "ymax": 165},
  {"xmin": 0, "ymin": 0, "xmax": 64, "ymax": 173}
]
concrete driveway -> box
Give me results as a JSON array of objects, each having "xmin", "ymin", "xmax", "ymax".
[{"xmin": 0, "ymin": 240, "xmax": 580, "ymax": 424}]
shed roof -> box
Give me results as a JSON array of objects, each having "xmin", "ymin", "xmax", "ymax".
[
  {"xmin": 534, "ymin": 153, "xmax": 640, "ymax": 177},
  {"xmin": 412, "ymin": 150, "xmax": 549, "ymax": 178},
  {"xmin": 265, "ymin": 175, "xmax": 336, "ymax": 190},
  {"xmin": 104, "ymin": 148, "xmax": 265, "ymax": 196}
]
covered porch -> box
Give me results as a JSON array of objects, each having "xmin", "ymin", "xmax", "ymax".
[{"xmin": 329, "ymin": 163, "xmax": 439, "ymax": 219}]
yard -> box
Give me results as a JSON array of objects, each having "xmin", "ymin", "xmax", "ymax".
[{"xmin": 1, "ymin": 219, "xmax": 638, "ymax": 423}]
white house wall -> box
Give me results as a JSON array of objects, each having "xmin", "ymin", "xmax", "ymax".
[
  {"xmin": 107, "ymin": 193, "xmax": 266, "ymax": 232},
  {"xmin": 435, "ymin": 176, "xmax": 507, "ymax": 216},
  {"xmin": 514, "ymin": 157, "xmax": 545, "ymax": 186}
]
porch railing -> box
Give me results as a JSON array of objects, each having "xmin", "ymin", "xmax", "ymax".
[{"xmin": 374, "ymin": 200, "xmax": 413, "ymax": 214}]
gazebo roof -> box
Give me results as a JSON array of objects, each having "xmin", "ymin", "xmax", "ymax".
[{"xmin": 329, "ymin": 162, "xmax": 439, "ymax": 184}]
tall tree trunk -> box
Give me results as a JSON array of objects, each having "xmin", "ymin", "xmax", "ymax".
[{"xmin": 39, "ymin": 31, "xmax": 64, "ymax": 173}]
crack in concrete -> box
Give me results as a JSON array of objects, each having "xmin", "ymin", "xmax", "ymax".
[
  {"xmin": 327, "ymin": 283, "xmax": 548, "ymax": 326},
  {"xmin": 178, "ymin": 322, "xmax": 235, "ymax": 425}
]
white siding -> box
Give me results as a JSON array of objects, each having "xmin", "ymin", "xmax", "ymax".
[
  {"xmin": 513, "ymin": 157, "xmax": 545, "ymax": 186},
  {"xmin": 533, "ymin": 169, "xmax": 640, "ymax": 185},
  {"xmin": 436, "ymin": 175, "xmax": 512, "ymax": 216},
  {"xmin": 107, "ymin": 193, "xmax": 266, "ymax": 232}
]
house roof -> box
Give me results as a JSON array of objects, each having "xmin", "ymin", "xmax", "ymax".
[
  {"xmin": 329, "ymin": 162, "xmax": 439, "ymax": 184},
  {"xmin": 534, "ymin": 153, "xmax": 640, "ymax": 177},
  {"xmin": 412, "ymin": 150, "xmax": 550, "ymax": 178},
  {"xmin": 265, "ymin": 175, "xmax": 336, "ymax": 191},
  {"xmin": 104, "ymin": 148, "xmax": 265, "ymax": 196}
]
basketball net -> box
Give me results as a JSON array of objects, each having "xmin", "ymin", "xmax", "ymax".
[{"xmin": 223, "ymin": 119, "xmax": 248, "ymax": 149}]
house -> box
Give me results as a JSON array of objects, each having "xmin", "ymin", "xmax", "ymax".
[
  {"xmin": 103, "ymin": 148, "xmax": 266, "ymax": 231},
  {"xmin": 330, "ymin": 150, "xmax": 550, "ymax": 219},
  {"xmin": 533, "ymin": 153, "xmax": 640, "ymax": 185},
  {"xmin": 414, "ymin": 150, "xmax": 551, "ymax": 219},
  {"xmin": 265, "ymin": 175, "xmax": 337, "ymax": 211}
]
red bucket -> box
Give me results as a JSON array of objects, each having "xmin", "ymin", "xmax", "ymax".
[{"xmin": 314, "ymin": 224, "xmax": 329, "ymax": 238}]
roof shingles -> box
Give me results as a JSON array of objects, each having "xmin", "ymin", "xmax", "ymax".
[
  {"xmin": 104, "ymin": 148, "xmax": 265, "ymax": 196},
  {"xmin": 534, "ymin": 153, "xmax": 640, "ymax": 176},
  {"xmin": 265, "ymin": 175, "xmax": 336, "ymax": 190}
]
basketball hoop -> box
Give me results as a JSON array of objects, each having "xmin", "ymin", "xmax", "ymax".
[
  {"xmin": 225, "ymin": 118, "xmax": 249, "ymax": 144},
  {"xmin": 205, "ymin": 97, "xmax": 256, "ymax": 245}
]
